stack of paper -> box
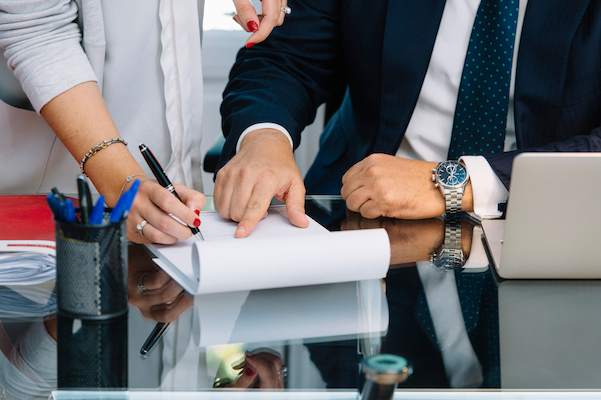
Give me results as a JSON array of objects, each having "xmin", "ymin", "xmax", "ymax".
[{"xmin": 0, "ymin": 252, "xmax": 56, "ymax": 286}]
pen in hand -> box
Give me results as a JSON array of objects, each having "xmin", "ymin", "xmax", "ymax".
[{"xmin": 138, "ymin": 143, "xmax": 204, "ymax": 241}]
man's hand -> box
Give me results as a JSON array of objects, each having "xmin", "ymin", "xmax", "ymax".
[
  {"xmin": 214, "ymin": 129, "xmax": 308, "ymax": 238},
  {"xmin": 232, "ymin": 0, "xmax": 288, "ymax": 48},
  {"xmin": 341, "ymin": 154, "xmax": 473, "ymax": 219}
]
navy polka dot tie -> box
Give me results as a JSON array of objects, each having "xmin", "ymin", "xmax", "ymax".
[{"xmin": 447, "ymin": 0, "xmax": 519, "ymax": 160}]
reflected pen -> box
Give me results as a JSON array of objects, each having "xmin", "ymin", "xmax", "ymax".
[
  {"xmin": 139, "ymin": 143, "xmax": 204, "ymax": 241},
  {"xmin": 140, "ymin": 322, "xmax": 169, "ymax": 357}
]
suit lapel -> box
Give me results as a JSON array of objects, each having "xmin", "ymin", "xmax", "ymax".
[
  {"xmin": 374, "ymin": 0, "xmax": 446, "ymax": 154},
  {"xmin": 514, "ymin": 0, "xmax": 590, "ymax": 148}
]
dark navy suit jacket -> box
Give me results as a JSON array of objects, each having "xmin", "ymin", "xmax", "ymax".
[{"xmin": 219, "ymin": 0, "xmax": 601, "ymax": 194}]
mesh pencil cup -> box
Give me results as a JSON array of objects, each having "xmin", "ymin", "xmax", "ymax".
[
  {"xmin": 55, "ymin": 207, "xmax": 128, "ymax": 389},
  {"xmin": 55, "ymin": 208, "xmax": 128, "ymax": 319}
]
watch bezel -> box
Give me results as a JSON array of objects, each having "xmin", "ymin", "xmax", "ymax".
[{"xmin": 434, "ymin": 160, "xmax": 469, "ymax": 190}]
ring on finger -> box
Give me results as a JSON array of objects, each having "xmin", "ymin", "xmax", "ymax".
[
  {"xmin": 136, "ymin": 219, "xmax": 149, "ymax": 237},
  {"xmin": 280, "ymin": 6, "xmax": 291, "ymax": 14},
  {"xmin": 138, "ymin": 273, "xmax": 148, "ymax": 295}
]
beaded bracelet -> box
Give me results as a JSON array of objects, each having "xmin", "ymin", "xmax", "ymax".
[
  {"xmin": 118, "ymin": 173, "xmax": 147, "ymax": 199},
  {"xmin": 80, "ymin": 138, "xmax": 128, "ymax": 176}
]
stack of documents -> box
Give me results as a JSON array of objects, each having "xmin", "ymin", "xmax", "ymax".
[{"xmin": 0, "ymin": 252, "xmax": 56, "ymax": 286}]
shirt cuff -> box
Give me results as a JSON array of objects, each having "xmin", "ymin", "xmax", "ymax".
[
  {"xmin": 236, "ymin": 123, "xmax": 294, "ymax": 153},
  {"xmin": 460, "ymin": 155, "xmax": 508, "ymax": 219}
]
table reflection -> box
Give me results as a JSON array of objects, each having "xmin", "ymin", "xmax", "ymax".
[{"xmin": 3, "ymin": 197, "xmax": 600, "ymax": 396}]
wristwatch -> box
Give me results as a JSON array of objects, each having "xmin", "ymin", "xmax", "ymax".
[
  {"xmin": 432, "ymin": 160, "xmax": 469, "ymax": 214},
  {"xmin": 430, "ymin": 216, "xmax": 465, "ymax": 270}
]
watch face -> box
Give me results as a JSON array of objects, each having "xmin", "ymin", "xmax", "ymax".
[
  {"xmin": 431, "ymin": 252, "xmax": 465, "ymax": 271},
  {"xmin": 436, "ymin": 161, "xmax": 468, "ymax": 188}
]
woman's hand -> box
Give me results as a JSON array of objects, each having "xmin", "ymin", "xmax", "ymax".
[
  {"xmin": 232, "ymin": 0, "xmax": 289, "ymax": 48},
  {"xmin": 128, "ymin": 245, "xmax": 194, "ymax": 322},
  {"xmin": 125, "ymin": 178, "xmax": 206, "ymax": 244}
]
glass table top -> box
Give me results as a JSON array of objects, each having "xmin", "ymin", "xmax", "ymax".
[{"xmin": 1, "ymin": 196, "xmax": 600, "ymax": 399}]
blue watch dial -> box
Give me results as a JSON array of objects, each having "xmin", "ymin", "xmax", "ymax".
[{"xmin": 436, "ymin": 161, "xmax": 468, "ymax": 187}]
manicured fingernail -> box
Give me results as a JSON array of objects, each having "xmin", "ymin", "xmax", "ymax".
[
  {"xmin": 247, "ymin": 21, "xmax": 258, "ymax": 32},
  {"xmin": 195, "ymin": 210, "xmax": 200, "ymax": 216},
  {"xmin": 246, "ymin": 42, "xmax": 255, "ymax": 49},
  {"xmin": 244, "ymin": 367, "xmax": 256, "ymax": 377},
  {"xmin": 193, "ymin": 218, "xmax": 201, "ymax": 227}
]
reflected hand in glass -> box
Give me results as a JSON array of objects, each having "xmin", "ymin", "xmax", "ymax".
[
  {"xmin": 128, "ymin": 245, "xmax": 193, "ymax": 323},
  {"xmin": 229, "ymin": 349, "xmax": 285, "ymax": 389},
  {"xmin": 340, "ymin": 212, "xmax": 476, "ymax": 268}
]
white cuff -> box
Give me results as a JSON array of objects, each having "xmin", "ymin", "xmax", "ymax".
[
  {"xmin": 460, "ymin": 156, "xmax": 508, "ymax": 220},
  {"xmin": 236, "ymin": 123, "xmax": 294, "ymax": 153}
]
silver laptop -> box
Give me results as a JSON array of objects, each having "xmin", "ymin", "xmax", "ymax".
[{"xmin": 482, "ymin": 152, "xmax": 601, "ymax": 279}]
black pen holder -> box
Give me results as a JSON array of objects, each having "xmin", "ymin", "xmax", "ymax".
[
  {"xmin": 57, "ymin": 313, "xmax": 128, "ymax": 389},
  {"xmin": 55, "ymin": 208, "xmax": 128, "ymax": 389},
  {"xmin": 55, "ymin": 209, "xmax": 127, "ymax": 319}
]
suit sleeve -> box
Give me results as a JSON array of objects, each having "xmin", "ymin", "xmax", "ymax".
[
  {"xmin": 218, "ymin": 0, "xmax": 343, "ymax": 171},
  {"xmin": 484, "ymin": 127, "xmax": 601, "ymax": 189},
  {"xmin": 0, "ymin": 0, "xmax": 97, "ymax": 113}
]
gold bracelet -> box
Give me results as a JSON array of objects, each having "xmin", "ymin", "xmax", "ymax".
[
  {"xmin": 80, "ymin": 138, "xmax": 128, "ymax": 176},
  {"xmin": 119, "ymin": 173, "xmax": 147, "ymax": 198}
]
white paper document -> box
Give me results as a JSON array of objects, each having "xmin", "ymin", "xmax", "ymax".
[{"xmin": 146, "ymin": 206, "xmax": 390, "ymax": 295}]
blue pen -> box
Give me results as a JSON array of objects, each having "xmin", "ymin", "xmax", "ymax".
[
  {"xmin": 109, "ymin": 179, "xmax": 141, "ymax": 223},
  {"xmin": 62, "ymin": 198, "xmax": 76, "ymax": 223},
  {"xmin": 89, "ymin": 195, "xmax": 106, "ymax": 225},
  {"xmin": 46, "ymin": 194, "xmax": 62, "ymax": 221},
  {"xmin": 109, "ymin": 191, "xmax": 130, "ymax": 223},
  {"xmin": 122, "ymin": 179, "xmax": 140, "ymax": 215}
]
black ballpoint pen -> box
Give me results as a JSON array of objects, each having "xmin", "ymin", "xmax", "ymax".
[
  {"xmin": 138, "ymin": 143, "xmax": 203, "ymax": 357},
  {"xmin": 76, "ymin": 174, "xmax": 92, "ymax": 225},
  {"xmin": 139, "ymin": 143, "xmax": 204, "ymax": 241}
]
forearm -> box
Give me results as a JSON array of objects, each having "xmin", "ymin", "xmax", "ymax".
[{"xmin": 40, "ymin": 81, "xmax": 145, "ymax": 206}]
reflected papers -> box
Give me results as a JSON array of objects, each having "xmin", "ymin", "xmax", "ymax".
[{"xmin": 192, "ymin": 279, "xmax": 388, "ymax": 348}]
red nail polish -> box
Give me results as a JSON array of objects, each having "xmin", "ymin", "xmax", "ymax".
[
  {"xmin": 193, "ymin": 218, "xmax": 201, "ymax": 227},
  {"xmin": 247, "ymin": 21, "xmax": 258, "ymax": 32},
  {"xmin": 195, "ymin": 210, "xmax": 200, "ymax": 216},
  {"xmin": 244, "ymin": 368, "xmax": 256, "ymax": 377},
  {"xmin": 246, "ymin": 42, "xmax": 256, "ymax": 49}
]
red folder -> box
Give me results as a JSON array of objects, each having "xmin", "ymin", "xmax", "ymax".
[{"xmin": 0, "ymin": 195, "xmax": 55, "ymax": 242}]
